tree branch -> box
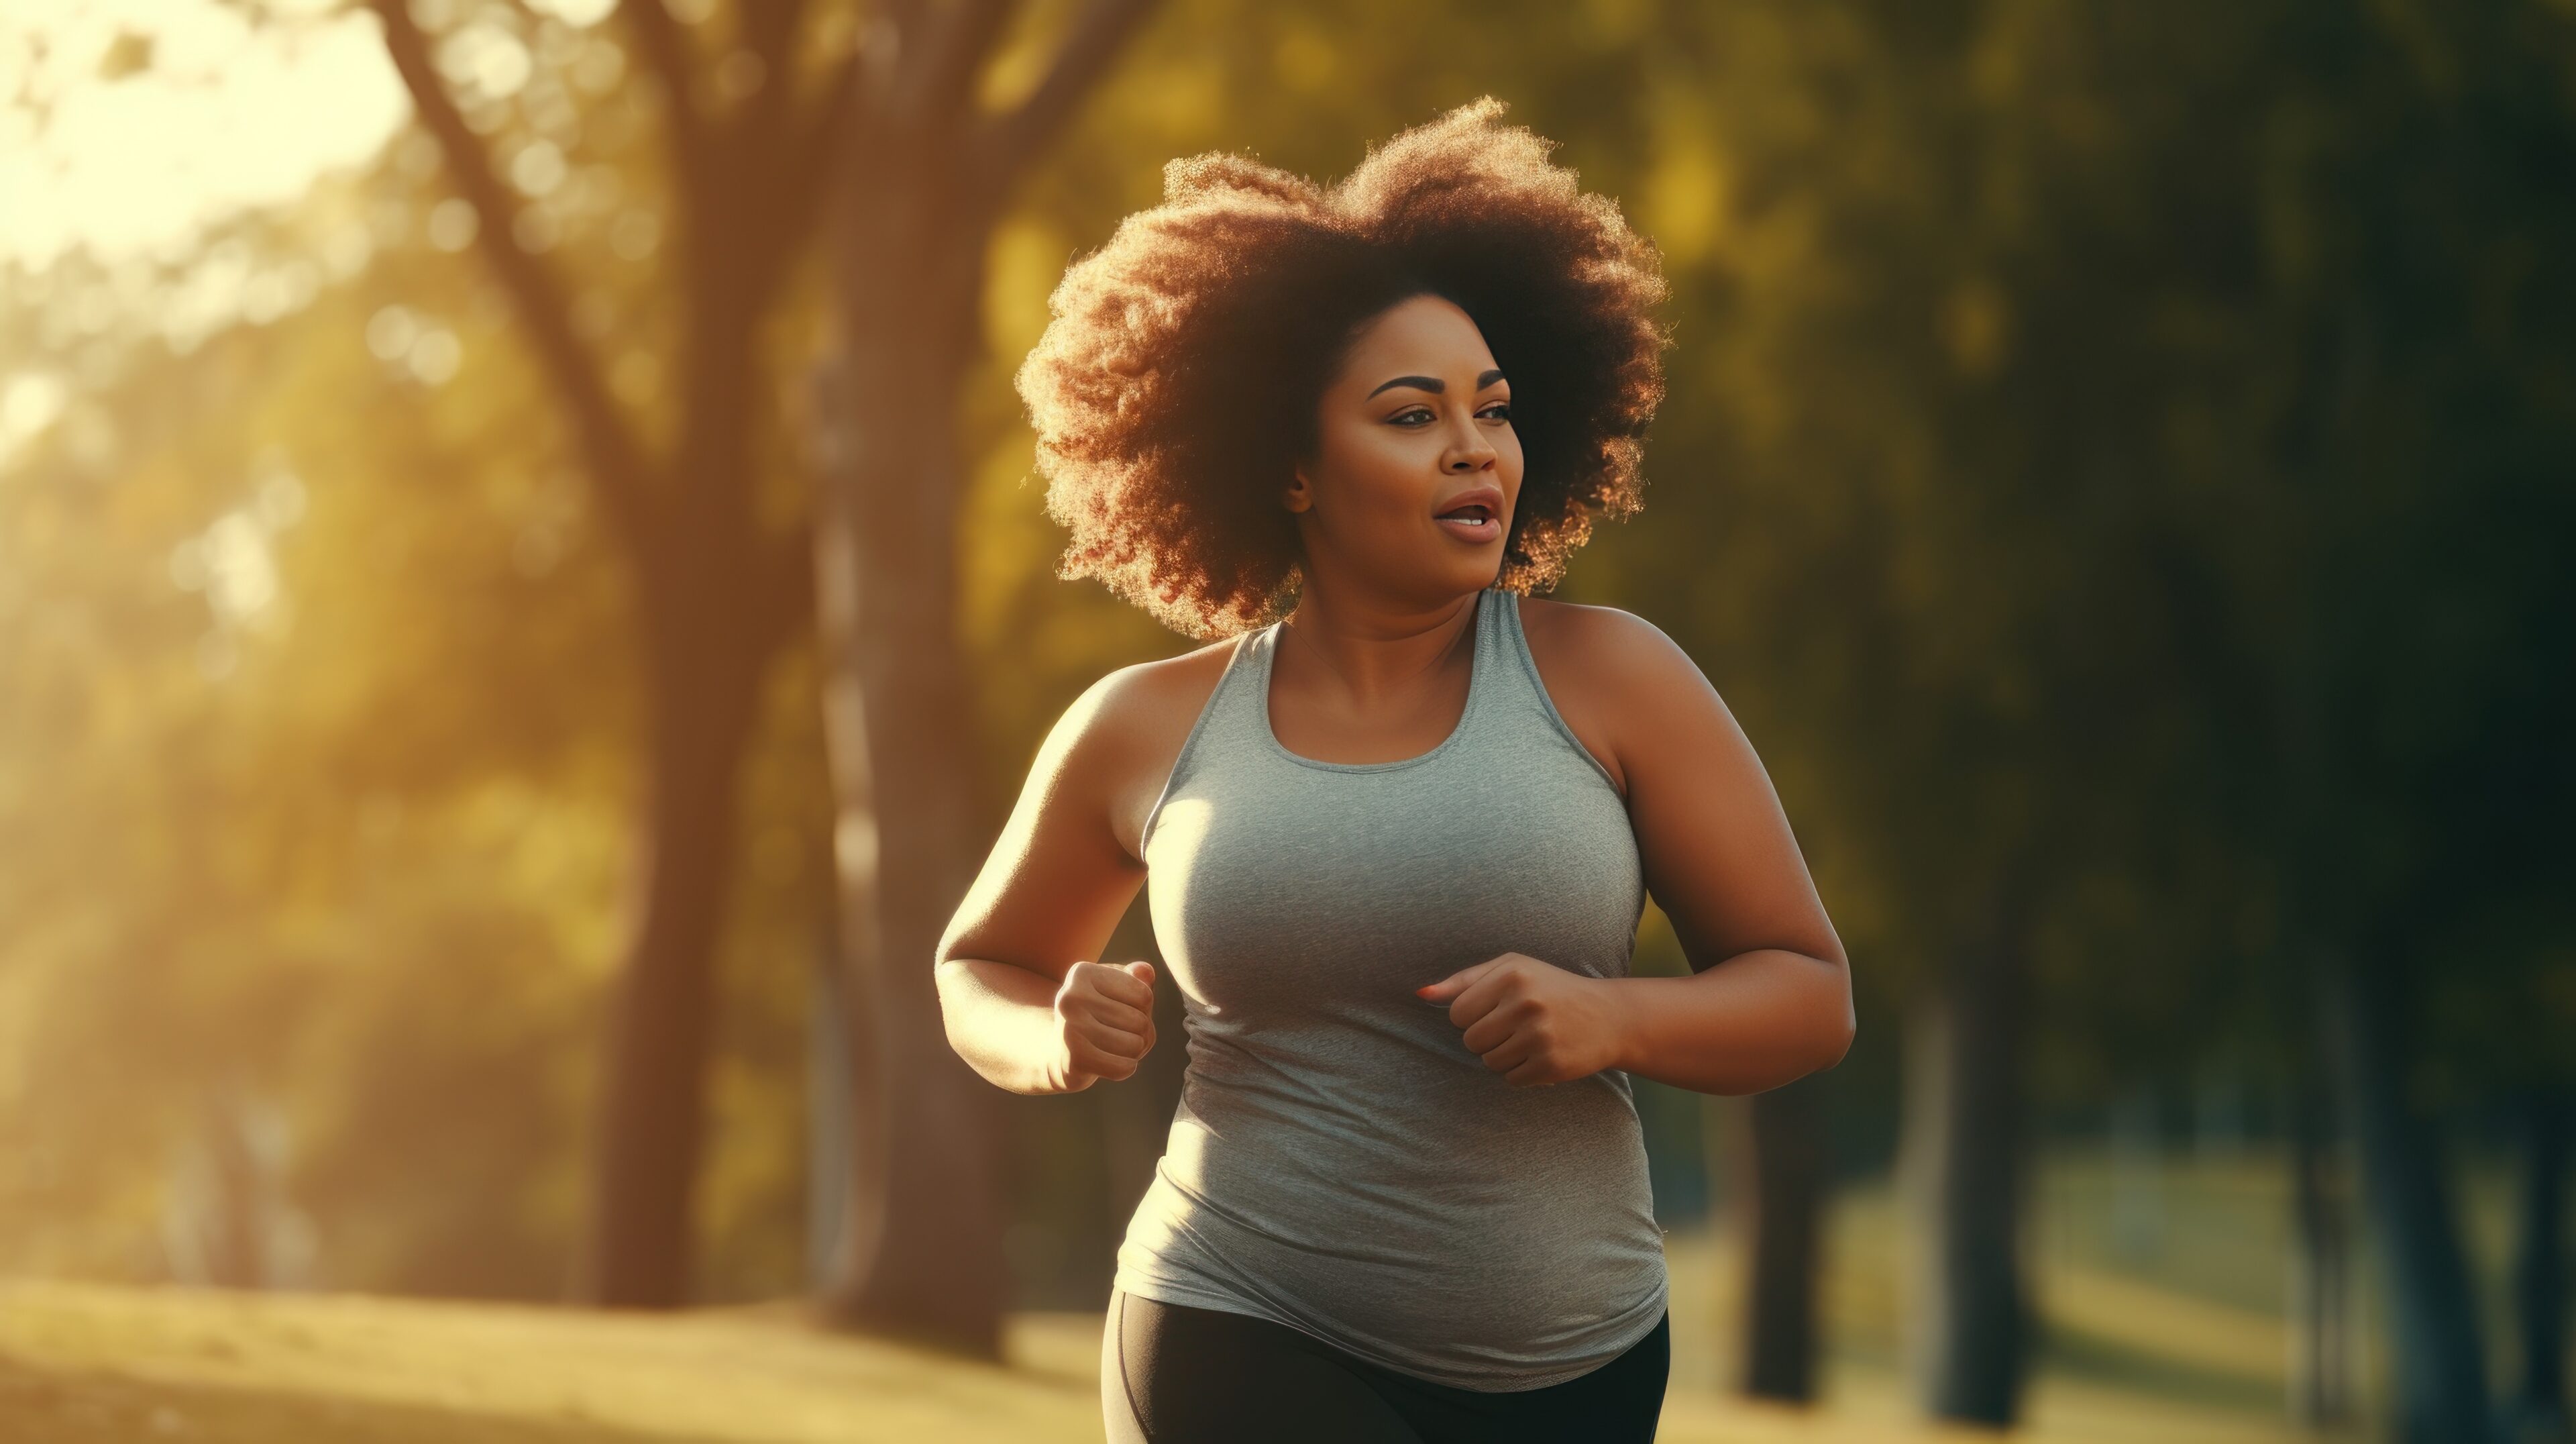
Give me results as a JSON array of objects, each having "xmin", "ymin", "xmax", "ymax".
[
  {"xmin": 488, "ymin": 0, "xmax": 553, "ymax": 32},
  {"xmin": 733, "ymin": 0, "xmax": 812, "ymax": 156},
  {"xmin": 737, "ymin": 0, "xmax": 810, "ymax": 68},
  {"xmin": 367, "ymin": 0, "xmax": 661, "ymax": 558},
  {"xmin": 753, "ymin": 21, "xmax": 883, "ymax": 276},
  {"xmin": 753, "ymin": 520, "xmax": 817, "ymax": 652},
  {"xmin": 890, "ymin": 0, "xmax": 1018, "ymax": 132},
  {"xmin": 617, "ymin": 0, "xmax": 713, "ymax": 203},
  {"xmin": 969, "ymin": 0, "xmax": 1156, "ymax": 203},
  {"xmin": 798, "ymin": 36, "xmax": 872, "ymax": 168},
  {"xmin": 703, "ymin": 0, "xmax": 822, "ymax": 313}
]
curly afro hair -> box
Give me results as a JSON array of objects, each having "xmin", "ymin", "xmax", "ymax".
[{"xmin": 1014, "ymin": 96, "xmax": 1672, "ymax": 639}]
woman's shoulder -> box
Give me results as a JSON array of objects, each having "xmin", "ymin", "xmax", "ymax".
[
  {"xmin": 1089, "ymin": 632, "xmax": 1244, "ymax": 735},
  {"xmin": 1516, "ymin": 595, "xmax": 1697, "ymax": 692},
  {"xmin": 1078, "ymin": 633, "xmax": 1248, "ymax": 862},
  {"xmin": 1515, "ymin": 597, "xmax": 1713, "ymax": 801}
]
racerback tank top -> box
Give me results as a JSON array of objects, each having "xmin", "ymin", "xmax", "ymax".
[{"xmin": 1115, "ymin": 583, "xmax": 1670, "ymax": 1392}]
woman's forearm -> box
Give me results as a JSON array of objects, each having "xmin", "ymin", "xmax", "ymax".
[
  {"xmin": 934, "ymin": 957, "xmax": 1079, "ymax": 1095},
  {"xmin": 1606, "ymin": 948, "xmax": 1854, "ymax": 1095}
]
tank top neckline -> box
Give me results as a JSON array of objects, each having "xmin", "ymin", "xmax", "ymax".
[{"xmin": 1253, "ymin": 586, "xmax": 1497, "ymax": 776}]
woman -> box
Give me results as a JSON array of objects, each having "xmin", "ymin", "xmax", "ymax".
[{"xmin": 934, "ymin": 98, "xmax": 1854, "ymax": 1443}]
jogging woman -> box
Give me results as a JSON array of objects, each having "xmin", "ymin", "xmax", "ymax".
[{"xmin": 934, "ymin": 97, "xmax": 1855, "ymax": 1443}]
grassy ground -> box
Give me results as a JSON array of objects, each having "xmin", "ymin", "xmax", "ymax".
[{"xmin": 0, "ymin": 1155, "xmax": 2383, "ymax": 1442}]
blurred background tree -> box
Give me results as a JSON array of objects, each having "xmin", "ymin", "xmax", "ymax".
[
  {"xmin": 361, "ymin": 0, "xmax": 838, "ymax": 1314},
  {"xmin": 800, "ymin": 0, "xmax": 1155, "ymax": 1359}
]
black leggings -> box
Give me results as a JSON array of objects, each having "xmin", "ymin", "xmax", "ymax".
[{"xmin": 1102, "ymin": 1288, "xmax": 1668, "ymax": 1443}]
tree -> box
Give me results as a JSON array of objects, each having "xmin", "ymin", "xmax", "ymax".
[
  {"xmin": 2191, "ymin": 7, "xmax": 2576, "ymax": 1434},
  {"xmin": 364, "ymin": 0, "xmax": 843, "ymax": 1305},
  {"xmin": 798, "ymin": 0, "xmax": 1159, "ymax": 1354},
  {"xmin": 1735, "ymin": 1077, "xmax": 1829, "ymax": 1402}
]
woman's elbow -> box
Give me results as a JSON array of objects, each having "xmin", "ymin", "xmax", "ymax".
[
  {"xmin": 1804, "ymin": 960, "xmax": 1857, "ymax": 1075},
  {"xmin": 1814, "ymin": 1004, "xmax": 1856, "ymax": 1074}
]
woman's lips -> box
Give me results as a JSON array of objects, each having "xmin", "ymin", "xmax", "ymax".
[
  {"xmin": 1442, "ymin": 495, "xmax": 1504, "ymax": 542},
  {"xmin": 1434, "ymin": 482, "xmax": 1505, "ymax": 543},
  {"xmin": 1436, "ymin": 505, "xmax": 1499, "ymax": 543}
]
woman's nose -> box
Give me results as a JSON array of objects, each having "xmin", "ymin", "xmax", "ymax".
[{"xmin": 1446, "ymin": 432, "xmax": 1496, "ymax": 471}]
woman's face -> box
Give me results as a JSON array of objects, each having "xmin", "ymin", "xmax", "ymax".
[{"xmin": 1285, "ymin": 292, "xmax": 1521, "ymax": 605}]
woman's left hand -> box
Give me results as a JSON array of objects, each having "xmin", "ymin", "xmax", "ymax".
[{"xmin": 1415, "ymin": 952, "xmax": 1629, "ymax": 1086}]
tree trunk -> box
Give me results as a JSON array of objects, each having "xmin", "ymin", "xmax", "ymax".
[
  {"xmin": 370, "ymin": 0, "xmax": 864, "ymax": 1312},
  {"xmin": 1903, "ymin": 903, "xmax": 2031, "ymax": 1427},
  {"xmin": 2512, "ymin": 1088, "xmax": 2570, "ymax": 1441},
  {"xmin": 576, "ymin": 619, "xmax": 763, "ymax": 1307},
  {"xmin": 2288, "ymin": 1067, "xmax": 2353, "ymax": 1428},
  {"xmin": 810, "ymin": 150, "xmax": 1010, "ymax": 1355},
  {"xmin": 165, "ymin": 1084, "xmax": 294, "ymax": 1289},
  {"xmin": 2320, "ymin": 954, "xmax": 2492, "ymax": 1444},
  {"xmin": 1739, "ymin": 1074, "xmax": 1829, "ymax": 1403},
  {"xmin": 2107, "ymin": 1083, "xmax": 2165, "ymax": 1265},
  {"xmin": 806, "ymin": 898, "xmax": 861, "ymax": 1293}
]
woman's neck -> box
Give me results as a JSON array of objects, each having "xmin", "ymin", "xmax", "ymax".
[{"xmin": 1277, "ymin": 582, "xmax": 1481, "ymax": 705}]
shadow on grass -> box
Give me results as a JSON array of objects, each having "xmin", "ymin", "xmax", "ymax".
[
  {"xmin": 0, "ymin": 1349, "xmax": 729, "ymax": 1444},
  {"xmin": 2036, "ymin": 1322, "xmax": 2281, "ymax": 1415}
]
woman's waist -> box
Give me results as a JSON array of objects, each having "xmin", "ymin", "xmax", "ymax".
[
  {"xmin": 1116, "ymin": 1174, "xmax": 1670, "ymax": 1389},
  {"xmin": 1142, "ymin": 1111, "xmax": 1661, "ymax": 1253}
]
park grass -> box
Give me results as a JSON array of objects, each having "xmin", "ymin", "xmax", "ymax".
[{"xmin": 0, "ymin": 1155, "xmax": 2385, "ymax": 1442}]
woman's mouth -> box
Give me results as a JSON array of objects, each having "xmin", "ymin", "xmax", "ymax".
[{"xmin": 1435, "ymin": 503, "xmax": 1499, "ymax": 543}]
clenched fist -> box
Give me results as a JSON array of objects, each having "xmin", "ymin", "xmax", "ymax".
[
  {"xmin": 1416, "ymin": 951, "xmax": 1629, "ymax": 1087},
  {"xmin": 1048, "ymin": 960, "xmax": 1159, "ymax": 1092}
]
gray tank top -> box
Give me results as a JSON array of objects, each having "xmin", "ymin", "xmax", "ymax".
[{"xmin": 1116, "ymin": 584, "xmax": 1669, "ymax": 1392}]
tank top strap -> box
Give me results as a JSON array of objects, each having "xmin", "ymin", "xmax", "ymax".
[
  {"xmin": 1137, "ymin": 625, "xmax": 1263, "ymax": 858},
  {"xmin": 1487, "ymin": 585, "xmax": 1626, "ymax": 796},
  {"xmin": 1462, "ymin": 582, "xmax": 1507, "ymax": 733},
  {"xmin": 1472, "ymin": 584, "xmax": 1546, "ymax": 743}
]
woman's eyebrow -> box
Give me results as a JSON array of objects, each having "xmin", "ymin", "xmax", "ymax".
[{"xmin": 1365, "ymin": 368, "xmax": 1507, "ymax": 399}]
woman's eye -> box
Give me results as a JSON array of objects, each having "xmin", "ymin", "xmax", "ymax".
[{"xmin": 1387, "ymin": 403, "xmax": 1507, "ymax": 425}]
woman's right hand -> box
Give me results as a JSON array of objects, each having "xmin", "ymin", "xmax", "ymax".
[{"xmin": 1047, "ymin": 960, "xmax": 1159, "ymax": 1091}]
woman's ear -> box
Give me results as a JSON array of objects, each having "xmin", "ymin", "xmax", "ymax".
[{"xmin": 1283, "ymin": 465, "xmax": 1312, "ymax": 515}]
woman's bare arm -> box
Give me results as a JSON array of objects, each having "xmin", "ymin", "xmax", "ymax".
[
  {"xmin": 1557, "ymin": 606, "xmax": 1854, "ymax": 1095},
  {"xmin": 934, "ymin": 667, "xmax": 1162, "ymax": 1096}
]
